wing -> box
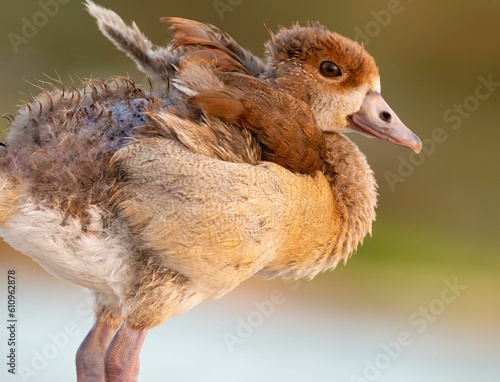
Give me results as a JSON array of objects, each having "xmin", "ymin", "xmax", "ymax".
[
  {"xmin": 188, "ymin": 72, "xmax": 326, "ymax": 174},
  {"xmin": 86, "ymin": 2, "xmax": 267, "ymax": 83},
  {"xmin": 163, "ymin": 17, "xmax": 267, "ymax": 76}
]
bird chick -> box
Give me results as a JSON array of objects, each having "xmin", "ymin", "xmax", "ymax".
[{"xmin": 0, "ymin": 3, "xmax": 424, "ymax": 381}]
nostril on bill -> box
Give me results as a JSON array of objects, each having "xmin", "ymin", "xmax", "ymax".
[{"xmin": 380, "ymin": 111, "xmax": 392, "ymax": 123}]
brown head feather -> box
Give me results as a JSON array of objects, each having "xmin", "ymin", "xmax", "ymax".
[{"xmin": 266, "ymin": 23, "xmax": 378, "ymax": 91}]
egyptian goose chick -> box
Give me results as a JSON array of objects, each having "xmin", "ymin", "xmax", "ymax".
[{"xmin": 0, "ymin": 3, "xmax": 423, "ymax": 382}]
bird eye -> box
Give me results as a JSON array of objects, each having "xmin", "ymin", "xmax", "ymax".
[{"xmin": 319, "ymin": 61, "xmax": 342, "ymax": 78}]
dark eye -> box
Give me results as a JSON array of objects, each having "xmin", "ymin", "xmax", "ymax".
[{"xmin": 319, "ymin": 61, "xmax": 342, "ymax": 77}]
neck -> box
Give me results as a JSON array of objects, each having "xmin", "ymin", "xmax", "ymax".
[
  {"xmin": 322, "ymin": 133, "xmax": 377, "ymax": 266},
  {"xmin": 259, "ymin": 132, "xmax": 377, "ymax": 280}
]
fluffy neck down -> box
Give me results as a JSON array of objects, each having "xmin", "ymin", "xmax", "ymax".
[
  {"xmin": 322, "ymin": 133, "xmax": 377, "ymax": 266},
  {"xmin": 259, "ymin": 132, "xmax": 377, "ymax": 280}
]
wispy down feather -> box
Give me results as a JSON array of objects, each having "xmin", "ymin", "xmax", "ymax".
[{"xmin": 85, "ymin": 0, "xmax": 176, "ymax": 83}]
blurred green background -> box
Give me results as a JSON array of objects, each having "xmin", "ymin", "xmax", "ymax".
[{"xmin": 0, "ymin": 1, "xmax": 499, "ymax": 381}]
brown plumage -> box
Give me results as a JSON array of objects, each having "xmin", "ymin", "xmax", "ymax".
[
  {"xmin": 164, "ymin": 16, "xmax": 420, "ymax": 153},
  {"xmin": 163, "ymin": 16, "xmax": 266, "ymax": 76},
  {"xmin": 0, "ymin": 2, "xmax": 422, "ymax": 381},
  {"xmin": 189, "ymin": 72, "xmax": 325, "ymax": 174},
  {"xmin": 163, "ymin": 17, "xmax": 326, "ymax": 174}
]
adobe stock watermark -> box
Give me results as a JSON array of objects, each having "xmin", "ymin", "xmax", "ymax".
[
  {"xmin": 350, "ymin": 278, "xmax": 467, "ymax": 382},
  {"xmin": 213, "ymin": 0, "xmax": 243, "ymax": 21},
  {"xmin": 223, "ymin": 279, "xmax": 301, "ymax": 353},
  {"xmin": 354, "ymin": 0, "xmax": 411, "ymax": 47},
  {"xmin": 17, "ymin": 294, "xmax": 94, "ymax": 382},
  {"xmin": 385, "ymin": 73, "xmax": 500, "ymax": 191},
  {"xmin": 8, "ymin": 0, "xmax": 71, "ymax": 54}
]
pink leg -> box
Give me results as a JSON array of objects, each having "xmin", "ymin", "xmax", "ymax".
[
  {"xmin": 76, "ymin": 320, "xmax": 118, "ymax": 382},
  {"xmin": 104, "ymin": 322, "xmax": 147, "ymax": 382}
]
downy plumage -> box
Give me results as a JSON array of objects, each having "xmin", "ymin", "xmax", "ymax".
[{"xmin": 0, "ymin": 2, "xmax": 421, "ymax": 380}]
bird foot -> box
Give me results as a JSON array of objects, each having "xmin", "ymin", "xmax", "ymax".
[
  {"xmin": 76, "ymin": 320, "xmax": 118, "ymax": 382},
  {"xmin": 104, "ymin": 323, "xmax": 147, "ymax": 382}
]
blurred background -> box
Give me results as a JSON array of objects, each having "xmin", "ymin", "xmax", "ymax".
[{"xmin": 0, "ymin": 1, "xmax": 499, "ymax": 381}]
